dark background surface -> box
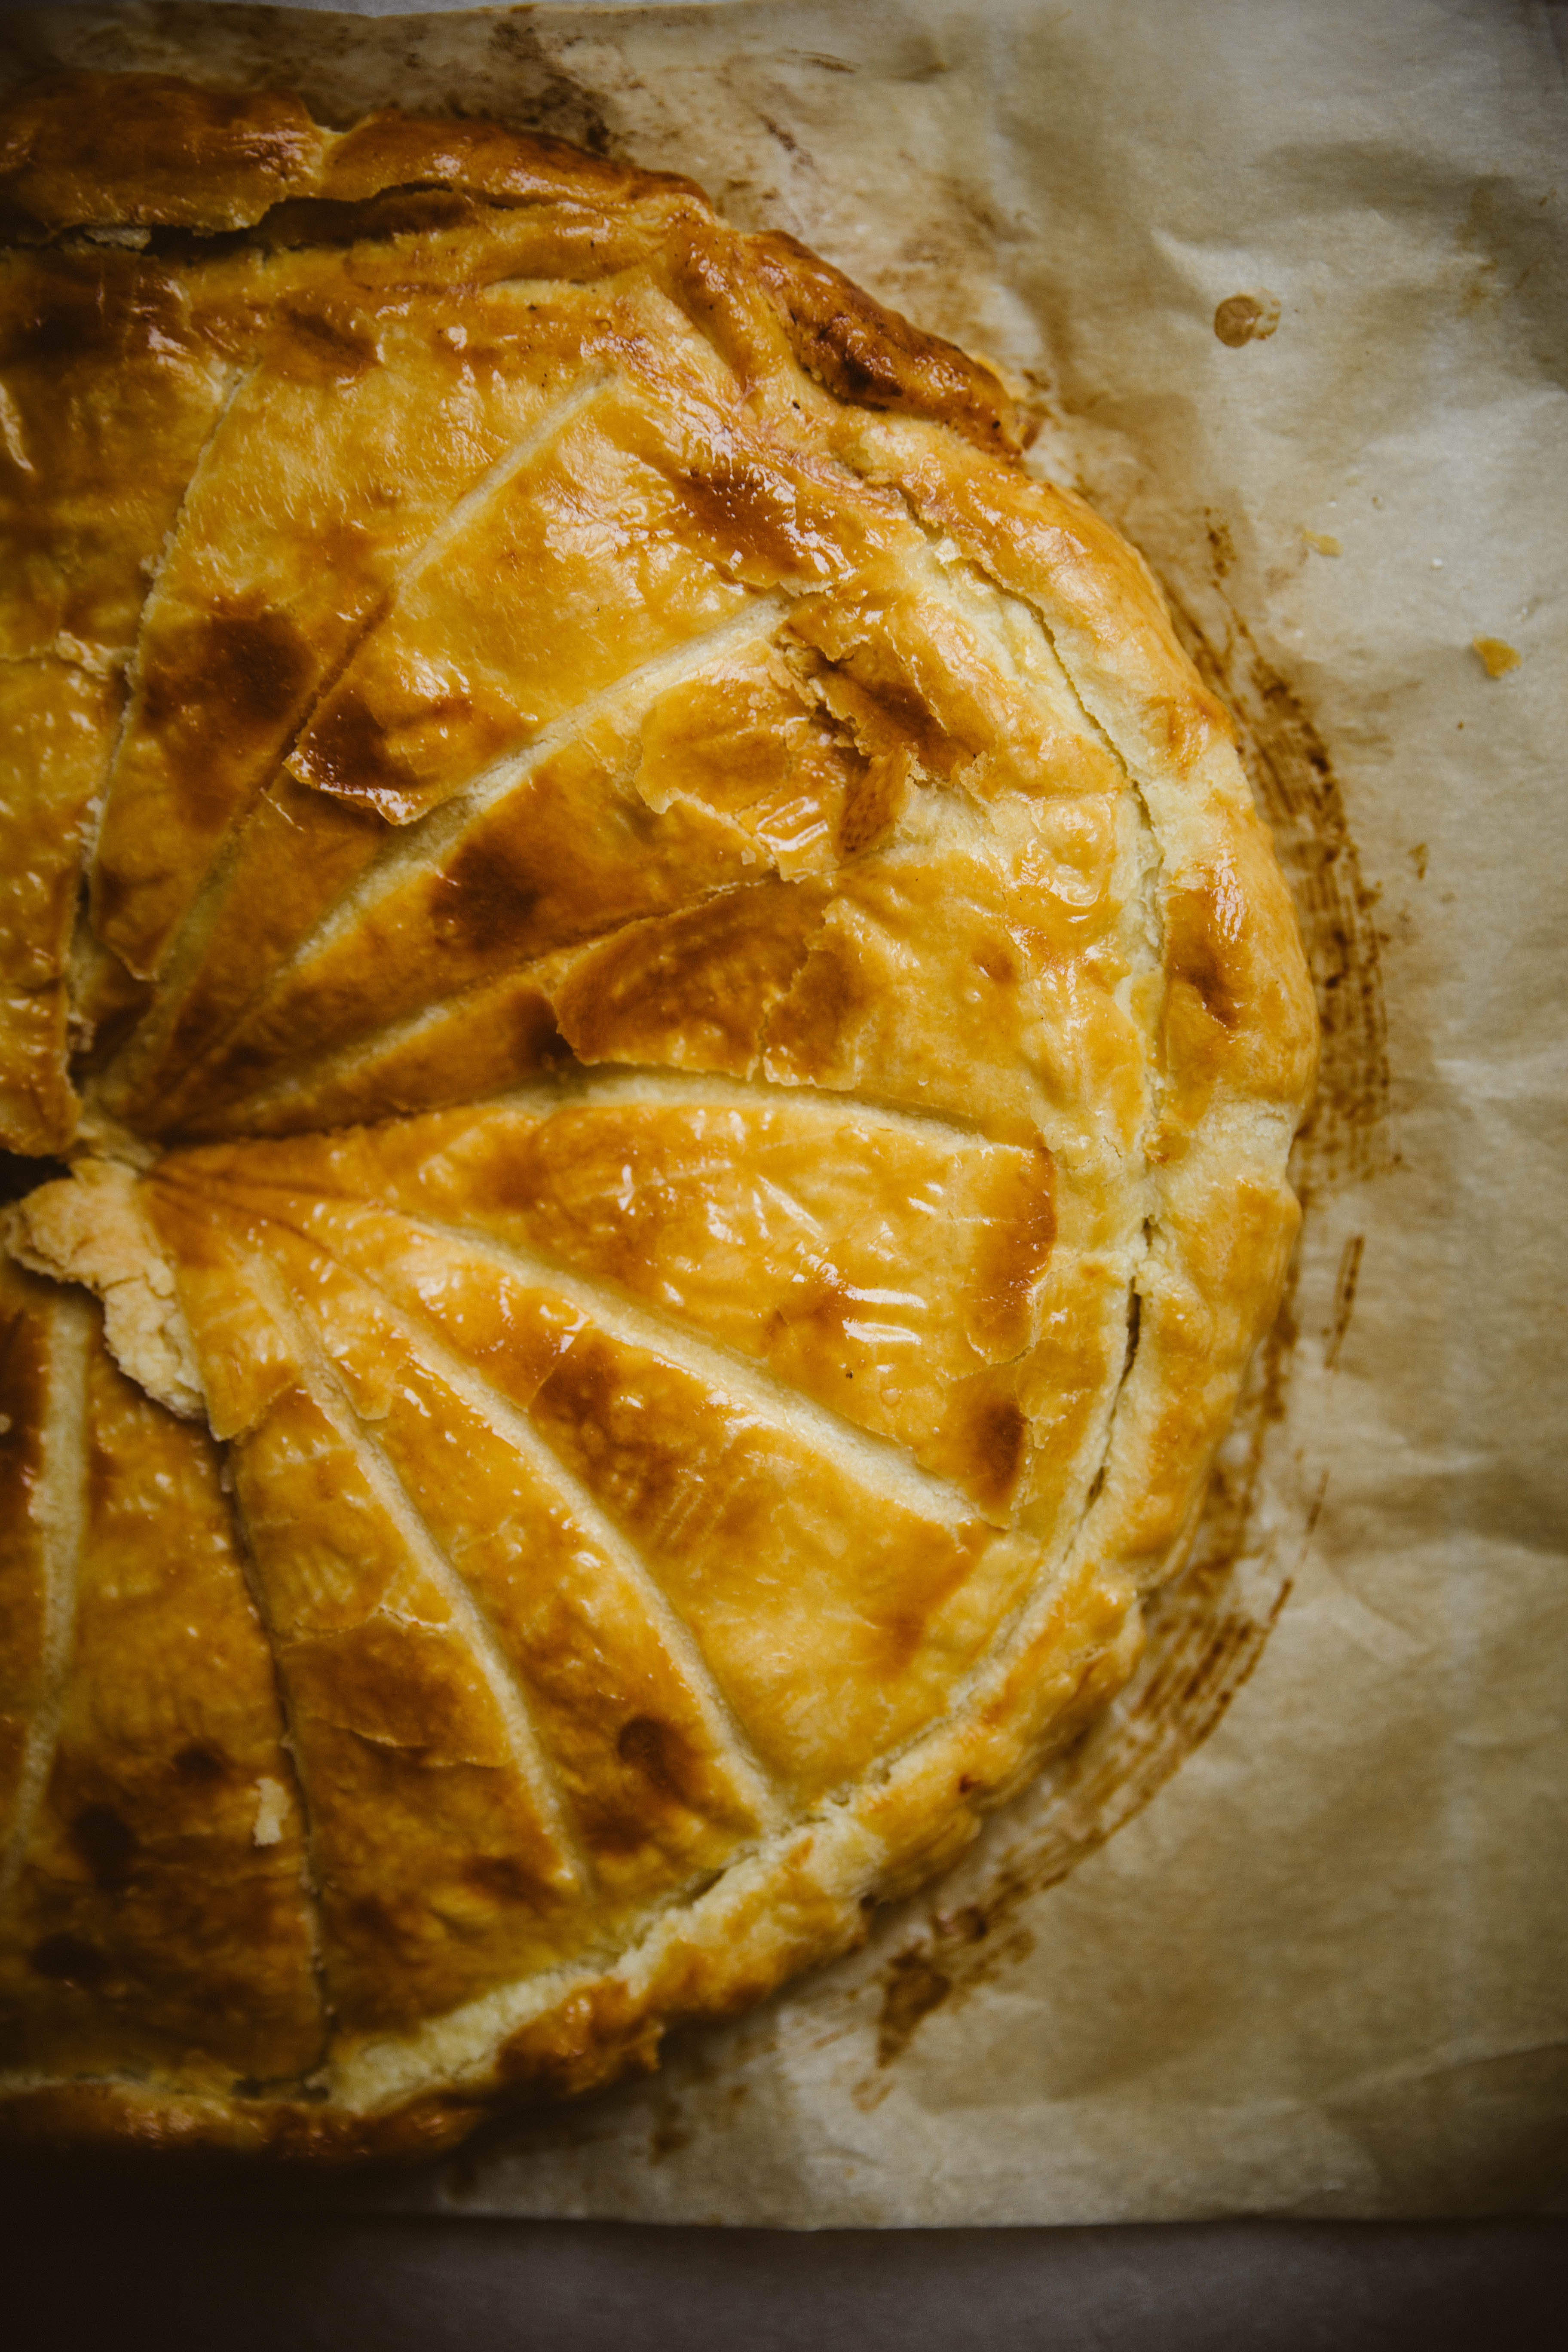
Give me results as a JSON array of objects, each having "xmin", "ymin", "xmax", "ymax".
[{"xmin": 1, "ymin": 2157, "xmax": 1564, "ymax": 2352}]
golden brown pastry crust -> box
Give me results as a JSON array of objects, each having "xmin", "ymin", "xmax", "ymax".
[{"xmin": 0, "ymin": 73, "xmax": 1315, "ymax": 2159}]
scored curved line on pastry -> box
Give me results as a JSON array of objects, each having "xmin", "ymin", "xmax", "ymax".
[
  {"xmin": 98, "ymin": 368, "xmax": 621, "ymax": 1111},
  {"xmin": 107, "ymin": 421, "xmax": 1124, "ymax": 1140},
  {"xmin": 183, "ymin": 1172, "xmax": 983, "ymax": 1533},
  {"xmin": 116, "ymin": 599, "xmax": 797, "ymax": 1135},
  {"xmin": 245, "ymin": 1234, "xmax": 595, "ymax": 1865},
  {"xmin": 0, "ymin": 1259, "xmax": 334, "ymax": 2082},
  {"xmin": 105, "ymin": 361, "xmax": 1109, "ymax": 1133},
  {"xmin": 83, "ymin": 351, "xmax": 249, "ymax": 839},
  {"xmin": 147, "ymin": 1084, "xmax": 1093, "ymax": 1539},
  {"xmin": 197, "ymin": 1207, "xmax": 788, "ymax": 1830},
  {"xmin": 297, "ymin": 1262, "xmax": 787, "ymax": 1832}
]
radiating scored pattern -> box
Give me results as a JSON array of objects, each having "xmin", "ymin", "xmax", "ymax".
[
  {"xmin": 0, "ymin": 1256, "xmax": 323, "ymax": 2091},
  {"xmin": 0, "ymin": 78, "xmax": 1317, "ymax": 2152}
]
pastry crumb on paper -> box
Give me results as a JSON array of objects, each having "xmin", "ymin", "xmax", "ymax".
[
  {"xmin": 252, "ymin": 1779, "xmax": 289, "ymax": 1849},
  {"xmin": 1214, "ymin": 291, "xmax": 1282, "ymax": 346},
  {"xmin": 6, "ymin": 0, "xmax": 1563, "ymax": 2228}
]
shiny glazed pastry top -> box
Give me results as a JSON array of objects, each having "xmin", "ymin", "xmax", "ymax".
[{"xmin": 0, "ymin": 73, "xmax": 1317, "ymax": 2157}]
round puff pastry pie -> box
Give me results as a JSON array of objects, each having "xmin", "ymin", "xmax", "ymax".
[{"xmin": 0, "ymin": 74, "xmax": 1317, "ymax": 2157}]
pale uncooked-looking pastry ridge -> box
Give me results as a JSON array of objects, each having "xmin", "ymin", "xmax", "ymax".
[{"xmin": 0, "ymin": 74, "xmax": 1317, "ymax": 2158}]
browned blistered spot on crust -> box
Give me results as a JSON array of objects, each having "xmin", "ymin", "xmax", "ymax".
[
  {"xmin": 424, "ymin": 838, "xmax": 546, "ymax": 966},
  {"xmin": 291, "ymin": 681, "xmax": 410, "ymax": 812},
  {"xmin": 616, "ymin": 1715, "xmax": 701, "ymax": 1810},
  {"xmin": 747, "ymin": 232, "xmax": 1023, "ymax": 458},
  {"xmin": 134, "ymin": 604, "xmax": 318, "ymax": 817},
  {"xmin": 0, "ymin": 250, "xmax": 189, "ymax": 371},
  {"xmin": 1158, "ymin": 818, "xmax": 1317, "ymax": 1138},
  {"xmin": 67, "ymin": 1802, "xmax": 137, "ymax": 1893},
  {"xmin": 957, "ymin": 1385, "xmax": 1031, "ymax": 1511},
  {"xmin": 972, "ymin": 1148, "xmax": 1055, "ymax": 1351},
  {"xmin": 496, "ymin": 1981, "xmax": 666, "ymax": 2104},
  {"xmin": 462, "ymin": 1854, "xmax": 544, "ymax": 1910},
  {"xmin": 268, "ymin": 300, "xmax": 377, "ymax": 386},
  {"xmin": 29, "ymin": 1932, "xmax": 104, "ymax": 1987},
  {"xmin": 553, "ymin": 879, "xmax": 827, "ymax": 1072},
  {"xmin": 1166, "ymin": 873, "xmax": 1243, "ymax": 1032},
  {"xmin": 971, "ymin": 934, "xmax": 1018, "ymax": 987},
  {"xmin": 296, "ymin": 1617, "xmax": 508, "ymax": 1770},
  {"xmin": 926, "ymin": 1373, "xmax": 1034, "ymax": 1514},
  {"xmin": 658, "ymin": 453, "xmax": 820, "ymax": 585},
  {"xmin": 93, "ymin": 604, "xmax": 320, "ymax": 950}
]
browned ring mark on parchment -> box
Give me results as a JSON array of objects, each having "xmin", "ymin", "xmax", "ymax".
[{"xmin": 851, "ymin": 569, "xmax": 1392, "ymax": 2076}]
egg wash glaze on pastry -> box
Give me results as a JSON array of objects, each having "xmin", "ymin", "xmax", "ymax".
[{"xmin": 0, "ymin": 74, "xmax": 1317, "ymax": 2157}]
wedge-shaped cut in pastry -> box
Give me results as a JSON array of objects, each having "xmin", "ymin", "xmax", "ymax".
[
  {"xmin": 0, "ymin": 1257, "xmax": 322, "ymax": 2088},
  {"xmin": 211, "ymin": 1094, "xmax": 1058, "ymax": 1516},
  {"xmin": 185, "ymin": 965, "xmax": 577, "ymax": 1144},
  {"xmin": 105, "ymin": 772, "xmax": 395, "ymax": 1134},
  {"xmin": 285, "ymin": 377, "xmax": 820, "ymax": 826},
  {"xmin": 0, "ymin": 75, "xmax": 1317, "ymax": 2157},
  {"xmin": 92, "ymin": 279, "xmax": 611, "ymax": 983},
  {"xmin": 147, "ymin": 1158, "xmax": 1031, "ymax": 1798},
  {"xmin": 170, "ymin": 1192, "xmax": 771, "ymax": 1902},
  {"xmin": 158, "ymin": 641, "xmax": 786, "ymax": 1134}
]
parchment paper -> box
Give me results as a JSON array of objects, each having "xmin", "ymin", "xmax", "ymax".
[{"xmin": 5, "ymin": 0, "xmax": 1565, "ymax": 2225}]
